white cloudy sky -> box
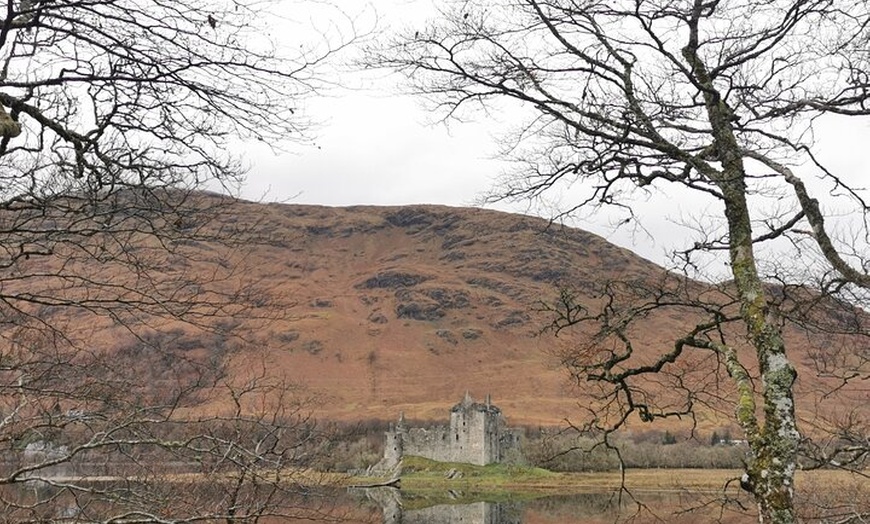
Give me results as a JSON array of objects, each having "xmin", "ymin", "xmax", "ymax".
[
  {"xmin": 242, "ymin": 1, "xmax": 505, "ymax": 209},
  {"xmin": 238, "ymin": 0, "xmax": 870, "ymax": 270}
]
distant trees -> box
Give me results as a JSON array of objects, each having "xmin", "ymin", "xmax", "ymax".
[
  {"xmin": 373, "ymin": 1, "xmax": 870, "ymax": 522},
  {"xmin": 0, "ymin": 0, "xmax": 357, "ymax": 519},
  {"xmin": 523, "ymin": 429, "xmax": 747, "ymax": 471}
]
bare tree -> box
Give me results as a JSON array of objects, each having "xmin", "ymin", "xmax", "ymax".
[
  {"xmin": 0, "ymin": 0, "xmax": 359, "ymax": 520},
  {"xmin": 0, "ymin": 342, "xmax": 338, "ymax": 521},
  {"xmin": 372, "ymin": 1, "xmax": 870, "ymax": 522}
]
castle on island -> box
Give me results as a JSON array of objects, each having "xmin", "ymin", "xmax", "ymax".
[{"xmin": 376, "ymin": 392, "xmax": 522, "ymax": 471}]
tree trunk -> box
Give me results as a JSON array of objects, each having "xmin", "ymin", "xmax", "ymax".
[
  {"xmin": 723, "ymin": 183, "xmax": 800, "ymax": 523},
  {"xmin": 684, "ymin": 19, "xmax": 801, "ymax": 521}
]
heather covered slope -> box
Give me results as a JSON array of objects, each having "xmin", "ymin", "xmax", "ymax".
[
  {"xmin": 224, "ymin": 202, "xmax": 663, "ymax": 425},
  {"xmin": 8, "ymin": 194, "xmax": 864, "ymax": 430},
  {"xmin": 203, "ymin": 200, "xmax": 865, "ymax": 430}
]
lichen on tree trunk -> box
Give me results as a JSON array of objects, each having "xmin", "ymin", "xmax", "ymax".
[
  {"xmin": 724, "ymin": 191, "xmax": 800, "ymax": 523},
  {"xmin": 686, "ymin": 25, "xmax": 801, "ymax": 520}
]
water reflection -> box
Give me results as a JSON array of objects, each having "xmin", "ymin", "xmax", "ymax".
[
  {"xmin": 4, "ymin": 481, "xmax": 755, "ymax": 523},
  {"xmin": 358, "ymin": 488, "xmax": 755, "ymax": 524},
  {"xmin": 400, "ymin": 501, "xmax": 521, "ymax": 524},
  {"xmin": 364, "ymin": 488, "xmax": 521, "ymax": 524}
]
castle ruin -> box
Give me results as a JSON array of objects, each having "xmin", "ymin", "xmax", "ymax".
[{"xmin": 377, "ymin": 392, "xmax": 521, "ymax": 470}]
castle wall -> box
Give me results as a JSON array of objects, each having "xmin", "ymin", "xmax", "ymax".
[
  {"xmin": 378, "ymin": 394, "xmax": 522, "ymax": 469},
  {"xmin": 402, "ymin": 426, "xmax": 451, "ymax": 462}
]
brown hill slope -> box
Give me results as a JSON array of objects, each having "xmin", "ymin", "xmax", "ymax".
[
  {"xmin": 224, "ymin": 202, "xmax": 659, "ymax": 425},
  {"xmin": 192, "ymin": 199, "xmax": 865, "ymax": 430},
  {"xmin": 7, "ymin": 194, "xmax": 865, "ymax": 431}
]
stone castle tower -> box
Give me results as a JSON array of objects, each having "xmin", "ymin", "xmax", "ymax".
[
  {"xmin": 376, "ymin": 393, "xmax": 521, "ymax": 471},
  {"xmin": 382, "ymin": 411, "xmax": 406, "ymax": 471}
]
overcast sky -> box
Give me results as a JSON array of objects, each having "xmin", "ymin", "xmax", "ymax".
[
  {"xmin": 238, "ymin": 0, "xmax": 870, "ymax": 271},
  {"xmin": 242, "ymin": 1, "xmax": 505, "ymax": 210}
]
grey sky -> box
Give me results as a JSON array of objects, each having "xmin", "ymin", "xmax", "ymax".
[{"xmin": 239, "ymin": 1, "xmax": 870, "ymax": 271}]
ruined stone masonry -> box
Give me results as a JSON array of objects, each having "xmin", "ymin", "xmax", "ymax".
[{"xmin": 376, "ymin": 392, "xmax": 521, "ymax": 471}]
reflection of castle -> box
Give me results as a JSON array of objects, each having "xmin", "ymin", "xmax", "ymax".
[
  {"xmin": 394, "ymin": 501, "xmax": 521, "ymax": 524},
  {"xmin": 364, "ymin": 488, "xmax": 522, "ymax": 524},
  {"xmin": 378, "ymin": 392, "xmax": 521, "ymax": 470}
]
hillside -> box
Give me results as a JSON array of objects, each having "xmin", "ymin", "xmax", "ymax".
[
  {"xmin": 6, "ymin": 194, "xmax": 866, "ymax": 431},
  {"xmin": 219, "ymin": 201, "xmax": 664, "ymax": 425},
  {"xmin": 183, "ymin": 198, "xmax": 864, "ymax": 430}
]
